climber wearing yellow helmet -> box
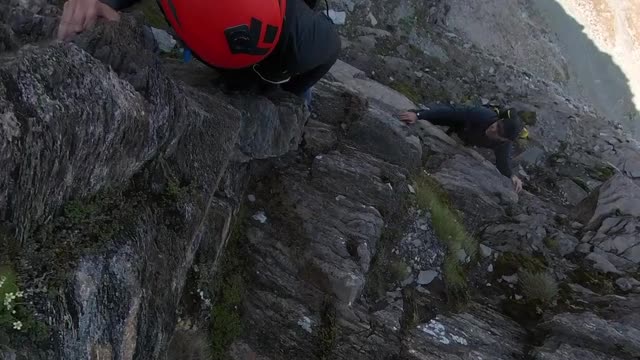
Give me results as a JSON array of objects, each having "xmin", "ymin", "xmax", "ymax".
[{"xmin": 400, "ymin": 104, "xmax": 525, "ymax": 193}]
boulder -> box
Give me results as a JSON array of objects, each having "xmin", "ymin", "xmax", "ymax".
[
  {"xmin": 310, "ymin": 149, "xmax": 409, "ymax": 214},
  {"xmin": 346, "ymin": 104, "xmax": 422, "ymax": 170},
  {"xmin": 532, "ymin": 343, "xmax": 624, "ymax": 360},
  {"xmin": 403, "ymin": 303, "xmax": 527, "ymax": 359},
  {"xmin": 577, "ymin": 174, "xmax": 640, "ymax": 230},
  {"xmin": 576, "ymin": 175, "xmax": 640, "ymax": 272},
  {"xmin": 557, "ymin": 178, "xmax": 588, "ymax": 205},
  {"xmin": 535, "ymin": 312, "xmax": 640, "ymax": 359},
  {"xmin": 303, "ymin": 119, "xmax": 338, "ymax": 155},
  {"xmin": 434, "ymin": 154, "xmax": 518, "ymax": 222},
  {"xmin": 328, "ymin": 60, "xmax": 416, "ymax": 112}
]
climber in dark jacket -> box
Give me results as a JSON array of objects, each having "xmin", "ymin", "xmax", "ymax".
[
  {"xmin": 400, "ymin": 104, "xmax": 524, "ymax": 193},
  {"xmin": 56, "ymin": 0, "xmax": 340, "ymax": 106}
]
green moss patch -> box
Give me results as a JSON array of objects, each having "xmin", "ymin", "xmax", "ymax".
[
  {"xmin": 569, "ymin": 267, "xmax": 616, "ymax": 295},
  {"xmin": 0, "ymin": 263, "xmax": 49, "ymax": 343},
  {"xmin": 209, "ymin": 207, "xmax": 251, "ymax": 359},
  {"xmin": 494, "ymin": 252, "xmax": 547, "ymax": 277},
  {"xmin": 588, "ymin": 164, "xmax": 616, "ymax": 182},
  {"xmin": 390, "ymin": 80, "xmax": 422, "ymax": 104},
  {"xmin": 413, "ymin": 173, "xmax": 477, "ymax": 310}
]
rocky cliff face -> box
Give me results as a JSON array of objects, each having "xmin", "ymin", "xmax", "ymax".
[{"xmin": 2, "ymin": 0, "xmax": 640, "ymax": 360}]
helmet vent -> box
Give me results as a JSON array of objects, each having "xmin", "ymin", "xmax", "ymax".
[{"xmin": 225, "ymin": 18, "xmax": 272, "ymax": 55}]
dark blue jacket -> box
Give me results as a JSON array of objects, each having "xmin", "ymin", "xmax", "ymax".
[{"xmin": 415, "ymin": 104, "xmax": 514, "ymax": 178}]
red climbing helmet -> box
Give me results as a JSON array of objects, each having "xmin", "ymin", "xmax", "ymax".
[{"xmin": 157, "ymin": 0, "xmax": 287, "ymax": 69}]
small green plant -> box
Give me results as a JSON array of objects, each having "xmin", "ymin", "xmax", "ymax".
[
  {"xmin": 390, "ymin": 81, "xmax": 422, "ymax": 104},
  {"xmin": 413, "ymin": 173, "xmax": 477, "ymax": 309},
  {"xmin": 63, "ymin": 196, "xmax": 125, "ymax": 242},
  {"xmin": 569, "ymin": 267, "xmax": 615, "ymax": 295},
  {"xmin": 315, "ymin": 299, "xmax": 337, "ymax": 360},
  {"xmin": 442, "ymin": 254, "xmax": 469, "ymax": 308},
  {"xmin": 543, "ymin": 236, "xmax": 559, "ymax": 251},
  {"xmin": 588, "ymin": 164, "xmax": 616, "ymax": 181},
  {"xmin": 571, "ymin": 177, "xmax": 590, "ymax": 193},
  {"xmin": 400, "ymin": 287, "xmax": 420, "ymax": 330},
  {"xmin": 494, "ymin": 252, "xmax": 546, "ymax": 277},
  {"xmin": 209, "ymin": 211, "xmax": 250, "ymax": 359},
  {"xmin": 0, "ymin": 265, "xmax": 23, "ymax": 331},
  {"xmin": 0, "ymin": 264, "xmax": 46, "ymax": 339},
  {"xmin": 519, "ymin": 270, "xmax": 558, "ymax": 305},
  {"xmin": 389, "ymin": 260, "xmax": 411, "ymax": 283},
  {"xmin": 210, "ymin": 273, "xmax": 245, "ymax": 358},
  {"xmin": 398, "ymin": 17, "xmax": 417, "ymax": 35}
]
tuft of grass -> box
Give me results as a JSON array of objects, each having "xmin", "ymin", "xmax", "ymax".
[
  {"xmin": 588, "ymin": 164, "xmax": 616, "ymax": 181},
  {"xmin": 62, "ymin": 195, "xmax": 127, "ymax": 243},
  {"xmin": 400, "ymin": 287, "xmax": 420, "ymax": 331},
  {"xmin": 413, "ymin": 173, "xmax": 476, "ymax": 309},
  {"xmin": 210, "ymin": 274, "xmax": 245, "ymax": 358},
  {"xmin": 494, "ymin": 252, "xmax": 547, "ymax": 277},
  {"xmin": 571, "ymin": 177, "xmax": 590, "ymax": 193},
  {"xmin": 389, "ymin": 260, "xmax": 411, "ymax": 284},
  {"xmin": 569, "ymin": 267, "xmax": 615, "ymax": 295},
  {"xmin": 414, "ymin": 174, "xmax": 477, "ymax": 260},
  {"xmin": 543, "ymin": 236, "xmax": 559, "ymax": 251},
  {"xmin": 209, "ymin": 209, "xmax": 250, "ymax": 359},
  {"xmin": 442, "ymin": 255, "xmax": 469, "ymax": 309},
  {"xmin": 519, "ymin": 270, "xmax": 558, "ymax": 305},
  {"xmin": 390, "ymin": 81, "xmax": 422, "ymax": 104},
  {"xmin": 398, "ymin": 17, "xmax": 417, "ymax": 35}
]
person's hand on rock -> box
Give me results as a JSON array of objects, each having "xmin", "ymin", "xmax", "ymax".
[
  {"xmin": 511, "ymin": 175, "xmax": 523, "ymax": 193},
  {"xmin": 57, "ymin": 0, "xmax": 120, "ymax": 41},
  {"xmin": 399, "ymin": 111, "xmax": 418, "ymax": 125}
]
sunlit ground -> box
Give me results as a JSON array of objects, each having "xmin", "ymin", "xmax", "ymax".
[{"xmin": 553, "ymin": 0, "xmax": 640, "ymax": 128}]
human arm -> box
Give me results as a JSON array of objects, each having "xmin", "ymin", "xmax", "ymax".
[
  {"xmin": 57, "ymin": 0, "xmax": 139, "ymax": 40},
  {"xmin": 494, "ymin": 142, "xmax": 523, "ymax": 192},
  {"xmin": 399, "ymin": 104, "xmax": 467, "ymax": 127}
]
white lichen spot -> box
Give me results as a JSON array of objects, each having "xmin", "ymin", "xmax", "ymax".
[
  {"xmin": 408, "ymin": 184, "xmax": 416, "ymax": 194},
  {"xmin": 417, "ymin": 319, "xmax": 467, "ymax": 346},
  {"xmin": 252, "ymin": 211, "xmax": 268, "ymax": 223},
  {"xmin": 451, "ymin": 334, "xmax": 468, "ymax": 345},
  {"xmin": 336, "ymin": 195, "xmax": 346, "ymax": 201},
  {"xmin": 247, "ymin": 194, "xmax": 256, "ymax": 202},
  {"xmin": 297, "ymin": 316, "xmax": 313, "ymax": 333}
]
